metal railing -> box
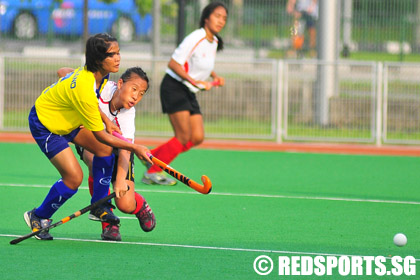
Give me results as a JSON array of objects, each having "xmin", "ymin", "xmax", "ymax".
[{"xmin": 0, "ymin": 53, "xmax": 419, "ymax": 145}]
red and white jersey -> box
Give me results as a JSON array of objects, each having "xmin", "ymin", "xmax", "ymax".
[
  {"xmin": 98, "ymin": 81, "xmax": 136, "ymax": 142},
  {"xmin": 166, "ymin": 28, "xmax": 218, "ymax": 82}
]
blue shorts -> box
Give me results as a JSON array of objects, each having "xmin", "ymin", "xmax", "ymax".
[{"xmin": 28, "ymin": 106, "xmax": 80, "ymax": 159}]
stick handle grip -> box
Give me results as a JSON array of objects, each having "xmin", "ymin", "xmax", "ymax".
[{"xmin": 112, "ymin": 131, "xmax": 129, "ymax": 142}]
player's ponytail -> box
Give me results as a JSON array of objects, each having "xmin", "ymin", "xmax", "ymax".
[{"xmin": 215, "ymin": 34, "xmax": 224, "ymax": 51}]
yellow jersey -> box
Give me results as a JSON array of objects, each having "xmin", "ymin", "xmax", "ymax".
[{"xmin": 35, "ymin": 66, "xmax": 104, "ymax": 135}]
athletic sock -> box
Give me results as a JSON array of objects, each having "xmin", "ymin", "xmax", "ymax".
[
  {"xmin": 35, "ymin": 179, "xmax": 77, "ymax": 219},
  {"xmin": 148, "ymin": 137, "xmax": 184, "ymax": 173},
  {"xmin": 91, "ymin": 154, "xmax": 115, "ymax": 204},
  {"xmin": 131, "ymin": 192, "xmax": 146, "ymax": 215},
  {"xmin": 88, "ymin": 176, "xmax": 94, "ymax": 196},
  {"xmin": 88, "ymin": 175, "xmax": 109, "ymax": 230},
  {"xmin": 183, "ymin": 141, "xmax": 194, "ymax": 152}
]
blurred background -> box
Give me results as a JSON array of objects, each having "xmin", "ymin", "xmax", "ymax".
[{"xmin": 0, "ymin": 0, "xmax": 419, "ymax": 145}]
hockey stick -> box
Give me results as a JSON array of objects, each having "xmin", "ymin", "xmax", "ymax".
[
  {"xmin": 182, "ymin": 80, "xmax": 220, "ymax": 93},
  {"xmin": 147, "ymin": 152, "xmax": 212, "ymax": 194},
  {"xmin": 112, "ymin": 132, "xmax": 212, "ymax": 194},
  {"xmin": 10, "ymin": 191, "xmax": 119, "ymax": 245}
]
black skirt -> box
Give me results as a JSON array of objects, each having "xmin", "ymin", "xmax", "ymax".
[{"xmin": 160, "ymin": 74, "xmax": 201, "ymax": 115}]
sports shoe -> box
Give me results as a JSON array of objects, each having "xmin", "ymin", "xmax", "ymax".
[
  {"xmin": 24, "ymin": 208, "xmax": 53, "ymax": 240},
  {"xmin": 101, "ymin": 224, "xmax": 121, "ymax": 241},
  {"xmin": 89, "ymin": 202, "xmax": 120, "ymax": 225},
  {"xmin": 135, "ymin": 200, "xmax": 156, "ymax": 232},
  {"xmin": 141, "ymin": 171, "xmax": 177, "ymax": 186}
]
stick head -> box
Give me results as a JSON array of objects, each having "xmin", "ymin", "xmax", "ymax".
[
  {"xmin": 10, "ymin": 239, "xmax": 20, "ymax": 245},
  {"xmin": 200, "ymin": 175, "xmax": 212, "ymax": 194}
]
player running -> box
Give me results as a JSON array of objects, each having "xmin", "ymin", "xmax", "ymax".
[
  {"xmin": 141, "ymin": 2, "xmax": 228, "ymax": 185},
  {"xmin": 25, "ymin": 33, "xmax": 153, "ymax": 240}
]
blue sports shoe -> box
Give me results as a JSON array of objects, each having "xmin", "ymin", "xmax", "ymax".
[{"xmin": 24, "ymin": 208, "xmax": 53, "ymax": 240}]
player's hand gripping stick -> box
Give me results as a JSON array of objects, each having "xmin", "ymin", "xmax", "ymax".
[{"xmin": 112, "ymin": 132, "xmax": 212, "ymax": 194}]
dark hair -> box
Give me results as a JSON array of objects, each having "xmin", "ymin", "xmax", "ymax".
[
  {"xmin": 120, "ymin": 67, "xmax": 150, "ymax": 92},
  {"xmin": 85, "ymin": 33, "xmax": 118, "ymax": 72},
  {"xmin": 199, "ymin": 1, "xmax": 228, "ymax": 51}
]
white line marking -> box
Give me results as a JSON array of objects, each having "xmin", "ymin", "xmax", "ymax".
[
  {"xmin": 1, "ymin": 182, "xmax": 419, "ymax": 205},
  {"xmin": 2, "ymin": 234, "xmax": 418, "ymax": 261}
]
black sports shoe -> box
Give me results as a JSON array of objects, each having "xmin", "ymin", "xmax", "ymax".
[
  {"xmin": 24, "ymin": 208, "xmax": 53, "ymax": 240},
  {"xmin": 135, "ymin": 199, "xmax": 156, "ymax": 232},
  {"xmin": 89, "ymin": 202, "xmax": 120, "ymax": 225},
  {"xmin": 101, "ymin": 224, "xmax": 121, "ymax": 241}
]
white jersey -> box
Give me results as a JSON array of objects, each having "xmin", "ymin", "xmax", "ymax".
[
  {"xmin": 296, "ymin": 0, "xmax": 318, "ymax": 18},
  {"xmin": 99, "ymin": 81, "xmax": 136, "ymax": 142},
  {"xmin": 166, "ymin": 28, "xmax": 218, "ymax": 83}
]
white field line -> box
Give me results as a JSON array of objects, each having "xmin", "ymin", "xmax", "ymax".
[
  {"xmin": 1, "ymin": 182, "xmax": 420, "ymax": 206},
  {"xmin": 1, "ymin": 234, "xmax": 418, "ymax": 262}
]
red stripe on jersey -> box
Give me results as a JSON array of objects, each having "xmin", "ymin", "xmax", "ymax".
[
  {"xmin": 115, "ymin": 116, "xmax": 121, "ymax": 129},
  {"xmin": 99, "ymin": 97, "xmax": 109, "ymax": 104},
  {"xmin": 184, "ymin": 36, "xmax": 207, "ymax": 73}
]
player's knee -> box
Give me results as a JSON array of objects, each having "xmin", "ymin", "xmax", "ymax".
[
  {"xmin": 191, "ymin": 135, "xmax": 204, "ymax": 146},
  {"xmin": 115, "ymin": 199, "xmax": 135, "ymax": 214},
  {"xmin": 116, "ymin": 203, "xmax": 134, "ymax": 214},
  {"xmin": 92, "ymin": 144, "xmax": 113, "ymax": 157},
  {"xmin": 63, "ymin": 172, "xmax": 83, "ymax": 189}
]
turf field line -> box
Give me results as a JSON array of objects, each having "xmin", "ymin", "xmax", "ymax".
[
  {"xmin": 1, "ymin": 234, "xmax": 418, "ymax": 261},
  {"xmin": 2, "ymin": 182, "xmax": 420, "ymax": 206},
  {"xmin": 0, "ymin": 183, "xmax": 89, "ymax": 189}
]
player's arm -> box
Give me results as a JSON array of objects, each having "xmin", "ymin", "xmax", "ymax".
[
  {"xmin": 113, "ymin": 148, "xmax": 131, "ymax": 199},
  {"xmin": 286, "ymin": 0, "xmax": 296, "ymax": 14},
  {"xmin": 92, "ymin": 130, "xmax": 152, "ymax": 166},
  {"xmin": 210, "ymin": 71, "xmax": 225, "ymax": 87},
  {"xmin": 168, "ymin": 58, "xmax": 212, "ymax": 90},
  {"xmin": 80, "ymin": 102, "xmax": 150, "ymax": 164},
  {"xmin": 308, "ymin": 0, "xmax": 317, "ymax": 14},
  {"xmin": 99, "ymin": 108, "xmax": 122, "ymax": 135},
  {"xmin": 57, "ymin": 67, "xmax": 74, "ymax": 78}
]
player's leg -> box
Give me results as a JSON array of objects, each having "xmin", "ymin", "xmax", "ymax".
[
  {"xmin": 75, "ymin": 144, "xmax": 94, "ymax": 193},
  {"xmin": 308, "ymin": 26, "xmax": 316, "ymax": 57},
  {"xmin": 142, "ymin": 110, "xmax": 192, "ymax": 185},
  {"xmin": 73, "ymin": 128, "xmax": 119, "ymax": 224},
  {"xmin": 116, "ymin": 153, "xmax": 155, "ymax": 232},
  {"xmin": 188, "ymin": 113, "xmax": 204, "ymax": 147},
  {"xmin": 303, "ymin": 14, "xmax": 316, "ymax": 57},
  {"xmin": 76, "ymin": 146, "xmax": 117, "ymax": 240},
  {"xmin": 25, "ymin": 148, "xmax": 82, "ymax": 240},
  {"xmin": 26, "ymin": 107, "xmax": 81, "ymax": 240}
]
